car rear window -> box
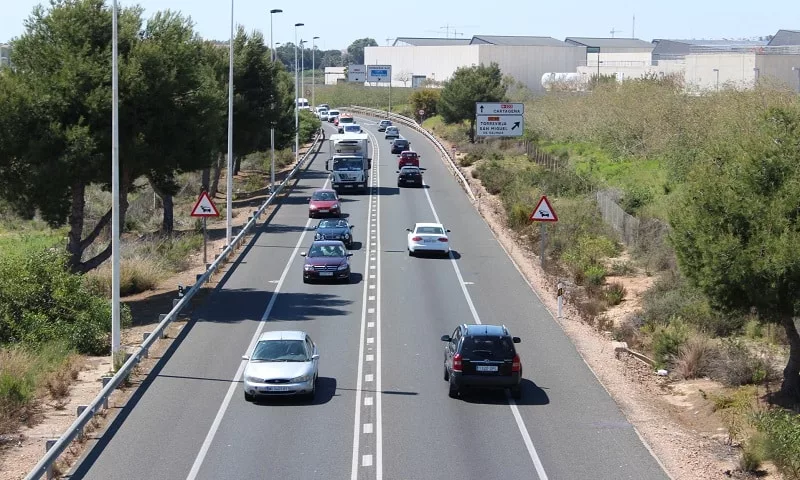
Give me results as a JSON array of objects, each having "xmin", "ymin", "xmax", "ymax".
[
  {"xmin": 461, "ymin": 336, "xmax": 515, "ymax": 358},
  {"xmin": 395, "ymin": 140, "xmax": 408, "ymax": 145},
  {"xmin": 400, "ymin": 167, "xmax": 420, "ymax": 174}
]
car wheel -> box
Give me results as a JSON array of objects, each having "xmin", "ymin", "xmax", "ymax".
[
  {"xmin": 510, "ymin": 385, "xmax": 522, "ymax": 400},
  {"xmin": 244, "ymin": 391, "xmax": 254, "ymax": 402},
  {"xmin": 443, "ymin": 366, "xmax": 449, "ymax": 381},
  {"xmin": 448, "ymin": 377, "xmax": 460, "ymax": 398},
  {"xmin": 306, "ymin": 376, "xmax": 317, "ymax": 400},
  {"xmin": 408, "ymin": 249, "xmax": 414, "ymax": 257},
  {"xmin": 342, "ymin": 274, "xmax": 351, "ymax": 284},
  {"xmin": 302, "ymin": 277, "xmax": 309, "ymax": 284}
]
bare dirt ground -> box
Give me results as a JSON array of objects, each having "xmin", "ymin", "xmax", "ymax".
[{"xmin": 0, "ymin": 144, "xmax": 315, "ymax": 479}]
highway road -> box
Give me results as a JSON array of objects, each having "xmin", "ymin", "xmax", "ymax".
[{"xmin": 67, "ymin": 116, "xmax": 670, "ymax": 480}]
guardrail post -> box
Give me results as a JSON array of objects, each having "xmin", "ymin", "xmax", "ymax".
[
  {"xmin": 76, "ymin": 405, "xmax": 88, "ymax": 441},
  {"xmin": 158, "ymin": 314, "xmax": 168, "ymax": 337},
  {"xmin": 141, "ymin": 332, "xmax": 151, "ymax": 358},
  {"xmin": 101, "ymin": 376, "xmax": 112, "ymax": 409},
  {"xmin": 45, "ymin": 439, "xmax": 58, "ymax": 479}
]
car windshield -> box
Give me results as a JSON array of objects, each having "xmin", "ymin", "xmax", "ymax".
[
  {"xmin": 395, "ymin": 141, "xmax": 408, "ymax": 146},
  {"xmin": 416, "ymin": 226, "xmax": 444, "ymax": 235},
  {"xmin": 251, "ymin": 339, "xmax": 309, "ymax": 362},
  {"xmin": 380, "ymin": 121, "xmax": 391, "ymax": 125},
  {"xmin": 344, "ymin": 125, "xmax": 361, "ymax": 132},
  {"xmin": 332, "ymin": 158, "xmax": 363, "ymax": 171},
  {"xmin": 461, "ymin": 336, "xmax": 514, "ymax": 358},
  {"xmin": 318, "ymin": 219, "xmax": 348, "ymax": 228},
  {"xmin": 401, "ymin": 152, "xmax": 416, "ymax": 158},
  {"xmin": 329, "ymin": 111, "xmax": 340, "ymax": 116},
  {"xmin": 308, "ymin": 244, "xmax": 346, "ymax": 257},
  {"xmin": 387, "ymin": 127, "xmax": 397, "ymax": 132},
  {"xmin": 401, "ymin": 167, "xmax": 420, "ymax": 174},
  {"xmin": 340, "ymin": 117, "xmax": 353, "ymax": 124},
  {"xmin": 311, "ymin": 191, "xmax": 337, "ymax": 201}
]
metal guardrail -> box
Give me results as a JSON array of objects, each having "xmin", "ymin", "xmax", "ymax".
[
  {"xmin": 343, "ymin": 106, "xmax": 476, "ymax": 203},
  {"xmin": 25, "ymin": 128, "xmax": 325, "ymax": 480}
]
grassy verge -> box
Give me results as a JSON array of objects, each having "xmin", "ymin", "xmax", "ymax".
[{"xmin": 313, "ymin": 83, "xmax": 414, "ymax": 110}]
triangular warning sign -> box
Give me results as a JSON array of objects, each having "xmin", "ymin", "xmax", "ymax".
[
  {"xmin": 191, "ymin": 191, "xmax": 220, "ymax": 217},
  {"xmin": 529, "ymin": 195, "xmax": 558, "ymax": 222}
]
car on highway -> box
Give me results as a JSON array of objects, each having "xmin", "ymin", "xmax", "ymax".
[
  {"xmin": 337, "ymin": 114, "xmax": 355, "ymax": 133},
  {"xmin": 308, "ymin": 188, "xmax": 341, "ymax": 218},
  {"xmin": 318, "ymin": 103, "xmax": 330, "ymax": 111},
  {"xmin": 391, "ymin": 138, "xmax": 411, "ymax": 154},
  {"xmin": 397, "ymin": 150, "xmax": 420, "ymax": 168},
  {"xmin": 377, "ymin": 119, "xmax": 392, "ymax": 132},
  {"xmin": 300, "ymin": 240, "xmax": 352, "ymax": 283},
  {"xmin": 397, "ymin": 166, "xmax": 423, "ymax": 187},
  {"xmin": 242, "ymin": 330, "xmax": 320, "ymax": 401},
  {"xmin": 314, "ymin": 218, "xmax": 355, "ymax": 248},
  {"xmin": 384, "ymin": 126, "xmax": 400, "ymax": 139},
  {"xmin": 327, "ymin": 109, "xmax": 340, "ymax": 123},
  {"xmin": 319, "ymin": 110, "xmax": 330, "ymax": 121},
  {"xmin": 342, "ymin": 124, "xmax": 363, "ymax": 134},
  {"xmin": 406, "ymin": 222, "xmax": 450, "ymax": 256},
  {"xmin": 441, "ymin": 324, "xmax": 522, "ymax": 399}
]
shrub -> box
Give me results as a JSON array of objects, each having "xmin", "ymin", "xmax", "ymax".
[
  {"xmin": 298, "ymin": 109, "xmax": 321, "ymax": 142},
  {"xmin": 619, "ymin": 185, "xmax": 653, "ymax": 215},
  {"xmin": 475, "ymin": 159, "xmax": 516, "ymax": 195},
  {"xmin": 674, "ymin": 334, "xmax": 716, "ymax": 379},
  {"xmin": 609, "ymin": 260, "xmax": 635, "ymax": 276},
  {"xmin": 743, "ymin": 317, "xmax": 763, "ymax": 339},
  {"xmin": 584, "ymin": 264, "xmax": 607, "ymax": 287},
  {"xmin": 712, "ymin": 386, "xmax": 757, "ymax": 445},
  {"xmin": 85, "ymin": 255, "xmax": 163, "ymax": 297},
  {"xmin": 508, "ymin": 203, "xmax": 532, "ymax": 230},
  {"xmin": 603, "ymin": 282, "xmax": 626, "ymax": 306},
  {"xmin": 709, "ymin": 339, "xmax": 778, "ymax": 387},
  {"xmin": 0, "ymin": 248, "xmax": 121, "ymax": 355},
  {"xmin": 740, "ymin": 433, "xmax": 766, "ymax": 473},
  {"xmin": 651, "ymin": 317, "xmax": 691, "ymax": 368},
  {"xmin": 752, "ymin": 409, "xmax": 800, "ymax": 479}
]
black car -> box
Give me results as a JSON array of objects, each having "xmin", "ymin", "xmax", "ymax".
[
  {"xmin": 391, "ymin": 138, "xmax": 410, "ymax": 154},
  {"xmin": 314, "ymin": 218, "xmax": 355, "ymax": 248},
  {"xmin": 300, "ymin": 240, "xmax": 352, "ymax": 283},
  {"xmin": 397, "ymin": 166, "xmax": 423, "ymax": 187},
  {"xmin": 377, "ymin": 120, "xmax": 392, "ymax": 132},
  {"xmin": 441, "ymin": 324, "xmax": 522, "ymax": 399}
]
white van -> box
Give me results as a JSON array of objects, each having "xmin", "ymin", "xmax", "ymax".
[{"xmin": 296, "ymin": 97, "xmax": 310, "ymax": 110}]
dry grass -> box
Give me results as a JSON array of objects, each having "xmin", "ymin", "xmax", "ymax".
[
  {"xmin": 84, "ymin": 255, "xmax": 163, "ymax": 297},
  {"xmin": 675, "ymin": 334, "xmax": 716, "ymax": 379}
]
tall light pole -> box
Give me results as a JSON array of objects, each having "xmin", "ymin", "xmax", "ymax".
[
  {"xmin": 226, "ymin": 0, "xmax": 235, "ymax": 246},
  {"xmin": 269, "ymin": 8, "xmax": 282, "ymax": 193},
  {"xmin": 312, "ymin": 36, "xmax": 319, "ymax": 109},
  {"xmin": 294, "ymin": 23, "xmax": 303, "ymax": 163},
  {"xmin": 713, "ymin": 68, "xmax": 719, "ymax": 91},
  {"xmin": 300, "ymin": 39, "xmax": 306, "ymax": 105},
  {"xmin": 111, "ymin": 0, "xmax": 121, "ymax": 367}
]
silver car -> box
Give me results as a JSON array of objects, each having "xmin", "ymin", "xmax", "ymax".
[{"xmin": 242, "ymin": 330, "xmax": 319, "ymax": 401}]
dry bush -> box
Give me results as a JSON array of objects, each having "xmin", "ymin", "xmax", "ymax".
[
  {"xmin": 603, "ymin": 282, "xmax": 626, "ymax": 306},
  {"xmin": 573, "ymin": 296, "xmax": 604, "ymax": 323},
  {"xmin": 612, "ymin": 313, "xmax": 644, "ymax": 348},
  {"xmin": 709, "ymin": 339, "xmax": 779, "ymax": 387},
  {"xmin": 84, "ymin": 254, "xmax": 164, "ymax": 296},
  {"xmin": 674, "ymin": 334, "xmax": 717, "ymax": 379},
  {"xmin": 595, "ymin": 314, "xmax": 614, "ymax": 332}
]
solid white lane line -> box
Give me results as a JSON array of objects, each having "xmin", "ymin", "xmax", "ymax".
[
  {"xmin": 186, "ymin": 181, "xmax": 324, "ymax": 479},
  {"xmin": 421, "ymin": 183, "xmax": 549, "ymax": 480},
  {"xmin": 350, "ymin": 169, "xmax": 377, "ymax": 480}
]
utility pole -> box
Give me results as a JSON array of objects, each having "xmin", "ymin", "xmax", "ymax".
[
  {"xmin": 110, "ymin": 0, "xmax": 121, "ymax": 368},
  {"xmin": 269, "ymin": 9, "xmax": 282, "ymax": 193}
]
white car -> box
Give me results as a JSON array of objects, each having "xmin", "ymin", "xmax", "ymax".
[
  {"xmin": 242, "ymin": 330, "xmax": 319, "ymax": 401},
  {"xmin": 319, "ymin": 110, "xmax": 329, "ymax": 121},
  {"xmin": 406, "ymin": 222, "xmax": 451, "ymax": 256},
  {"xmin": 342, "ymin": 124, "xmax": 363, "ymax": 134}
]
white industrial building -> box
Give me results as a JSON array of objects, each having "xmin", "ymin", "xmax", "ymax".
[
  {"xmin": 364, "ymin": 36, "xmax": 586, "ymax": 92},
  {"xmin": 324, "ymin": 66, "xmax": 346, "ymax": 85}
]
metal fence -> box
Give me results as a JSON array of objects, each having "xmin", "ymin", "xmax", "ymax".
[
  {"xmin": 25, "ymin": 128, "xmax": 326, "ymax": 480},
  {"xmin": 524, "ymin": 141, "xmax": 564, "ymax": 171},
  {"xmin": 596, "ymin": 190, "xmax": 640, "ymax": 247}
]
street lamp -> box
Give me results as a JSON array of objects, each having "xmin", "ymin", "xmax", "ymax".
[
  {"xmin": 712, "ymin": 68, "xmax": 719, "ymax": 91},
  {"xmin": 225, "ymin": 0, "xmax": 235, "ymax": 246},
  {"xmin": 312, "ymin": 36, "xmax": 319, "ymax": 109},
  {"xmin": 110, "ymin": 0, "xmax": 121, "ymax": 367},
  {"xmin": 300, "ymin": 39, "xmax": 306, "ymax": 107},
  {"xmin": 294, "ymin": 23, "xmax": 303, "ymax": 164},
  {"xmin": 269, "ymin": 8, "xmax": 282, "ymax": 193}
]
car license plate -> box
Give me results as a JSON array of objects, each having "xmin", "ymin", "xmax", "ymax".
[
  {"xmin": 319, "ymin": 272, "xmax": 334, "ymax": 276},
  {"xmin": 424, "ymin": 238, "xmax": 436, "ymax": 243},
  {"xmin": 344, "ymin": 184, "xmax": 352, "ymax": 188},
  {"xmin": 406, "ymin": 179, "xmax": 415, "ymax": 182},
  {"xmin": 263, "ymin": 386, "xmax": 291, "ymax": 392},
  {"xmin": 476, "ymin": 365, "xmax": 498, "ymax": 372},
  {"xmin": 318, "ymin": 209, "xmax": 329, "ymax": 213}
]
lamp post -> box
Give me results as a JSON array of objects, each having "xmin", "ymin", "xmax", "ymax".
[
  {"xmin": 269, "ymin": 8, "xmax": 282, "ymax": 193},
  {"xmin": 225, "ymin": 0, "xmax": 235, "ymax": 246},
  {"xmin": 713, "ymin": 68, "xmax": 719, "ymax": 91},
  {"xmin": 300, "ymin": 39, "xmax": 306, "ymax": 106},
  {"xmin": 312, "ymin": 36, "xmax": 319, "ymax": 110},
  {"xmin": 294, "ymin": 23, "xmax": 303, "ymax": 163},
  {"xmin": 110, "ymin": 0, "xmax": 121, "ymax": 367}
]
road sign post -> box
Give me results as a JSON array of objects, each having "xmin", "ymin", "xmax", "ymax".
[
  {"xmin": 191, "ymin": 191, "xmax": 220, "ymax": 266},
  {"xmin": 475, "ymin": 102, "xmax": 524, "ymax": 137},
  {"xmin": 529, "ymin": 195, "xmax": 558, "ymax": 269}
]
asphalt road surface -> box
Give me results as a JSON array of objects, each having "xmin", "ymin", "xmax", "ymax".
[{"xmin": 67, "ymin": 117, "xmax": 669, "ymax": 480}]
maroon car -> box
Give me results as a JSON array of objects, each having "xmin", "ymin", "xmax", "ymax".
[
  {"xmin": 397, "ymin": 150, "xmax": 420, "ymax": 168},
  {"xmin": 308, "ymin": 189, "xmax": 341, "ymax": 218},
  {"xmin": 300, "ymin": 240, "xmax": 352, "ymax": 283}
]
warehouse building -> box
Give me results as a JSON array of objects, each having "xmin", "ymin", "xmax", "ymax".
[{"xmin": 364, "ymin": 35, "xmax": 585, "ymax": 92}]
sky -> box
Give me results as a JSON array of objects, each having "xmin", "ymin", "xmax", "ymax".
[{"xmin": 2, "ymin": 0, "xmax": 799, "ymax": 49}]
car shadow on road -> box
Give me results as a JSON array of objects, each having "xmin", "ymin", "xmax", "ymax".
[
  {"xmin": 411, "ymin": 250, "xmax": 462, "ymax": 260},
  {"xmin": 347, "ymin": 241, "xmax": 363, "ymax": 251},
  {"xmin": 457, "ymin": 379, "xmax": 550, "ymax": 406},
  {"xmin": 251, "ymin": 376, "xmax": 337, "ymax": 406},
  {"xmin": 373, "ymin": 186, "xmax": 399, "ymax": 196}
]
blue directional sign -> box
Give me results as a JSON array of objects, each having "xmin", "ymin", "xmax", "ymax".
[{"xmin": 367, "ymin": 64, "xmax": 392, "ymax": 83}]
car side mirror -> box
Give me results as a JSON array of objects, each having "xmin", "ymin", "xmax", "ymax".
[
  {"xmin": 396, "ymin": 170, "xmax": 400, "ymax": 173},
  {"xmin": 311, "ymin": 354, "xmax": 320, "ymax": 360},
  {"xmin": 325, "ymin": 159, "xmax": 331, "ymax": 170},
  {"xmin": 350, "ymin": 225, "xmax": 355, "ymax": 229},
  {"xmin": 512, "ymin": 337, "xmax": 521, "ymax": 344},
  {"xmin": 406, "ymin": 228, "xmax": 412, "ymax": 232},
  {"xmin": 346, "ymin": 253, "xmax": 353, "ymax": 257},
  {"xmin": 300, "ymin": 252, "xmax": 307, "ymax": 257},
  {"xmin": 446, "ymin": 229, "xmax": 451, "ymax": 233},
  {"xmin": 440, "ymin": 335, "xmax": 451, "ymax": 342},
  {"xmin": 312, "ymin": 226, "xmax": 318, "ymax": 230},
  {"xmin": 242, "ymin": 355, "xmax": 250, "ymax": 360}
]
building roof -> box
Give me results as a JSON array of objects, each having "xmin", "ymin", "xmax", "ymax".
[
  {"xmin": 470, "ymin": 35, "xmax": 566, "ymax": 46},
  {"xmin": 768, "ymin": 29, "xmax": 800, "ymax": 46},
  {"xmin": 392, "ymin": 37, "xmax": 472, "ymax": 46},
  {"xmin": 565, "ymin": 37, "xmax": 654, "ymax": 49},
  {"xmin": 651, "ymin": 38, "xmax": 770, "ymax": 59}
]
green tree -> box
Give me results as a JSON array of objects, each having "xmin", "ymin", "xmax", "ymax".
[
  {"xmin": 438, "ymin": 62, "xmax": 506, "ymax": 142},
  {"xmin": 321, "ymin": 49, "xmax": 343, "ymax": 68},
  {"xmin": 410, "ymin": 88, "xmax": 440, "ymax": 122},
  {"xmin": 346, "ymin": 38, "xmax": 377, "ymax": 65},
  {"xmin": 669, "ymin": 106, "xmax": 800, "ymax": 404}
]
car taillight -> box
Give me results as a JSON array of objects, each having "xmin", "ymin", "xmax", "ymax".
[
  {"xmin": 512, "ymin": 354, "xmax": 521, "ymax": 372},
  {"xmin": 452, "ymin": 353, "xmax": 462, "ymax": 372},
  {"xmin": 438, "ymin": 237, "xmax": 448, "ymax": 242},
  {"xmin": 411, "ymin": 236, "xmax": 422, "ymax": 241}
]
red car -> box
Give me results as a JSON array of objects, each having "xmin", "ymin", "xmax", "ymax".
[
  {"xmin": 308, "ymin": 189, "xmax": 341, "ymax": 218},
  {"xmin": 398, "ymin": 151, "xmax": 420, "ymax": 168}
]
